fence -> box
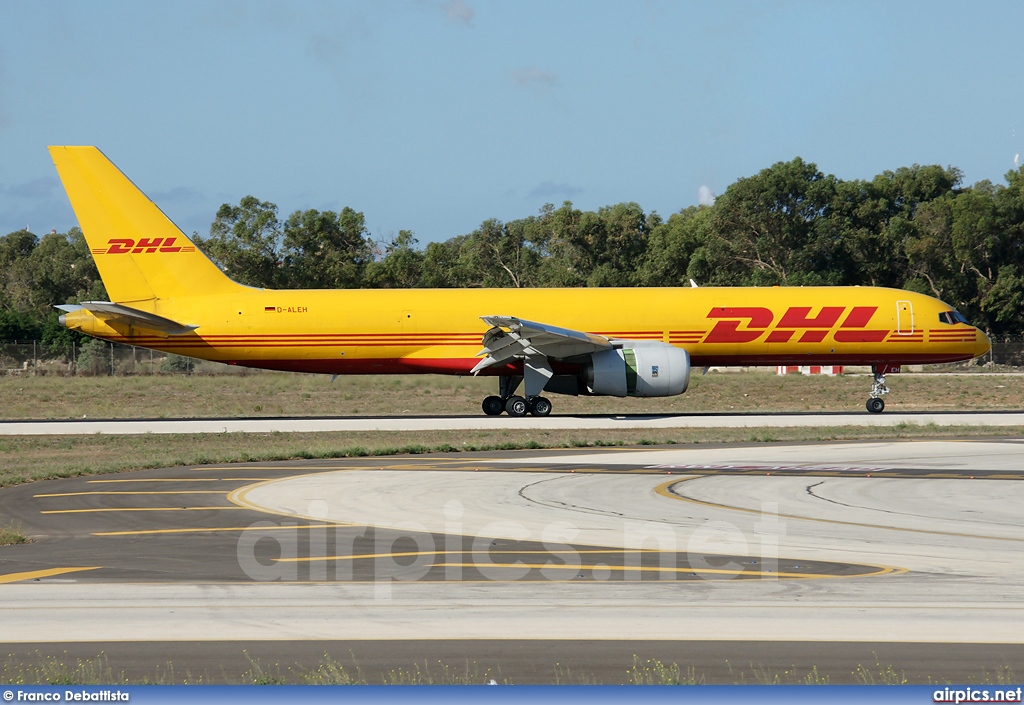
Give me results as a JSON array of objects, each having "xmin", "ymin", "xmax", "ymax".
[
  {"xmin": 989, "ymin": 340, "xmax": 1024, "ymax": 366},
  {"xmin": 2, "ymin": 338, "xmax": 1022, "ymax": 376},
  {"xmin": 0, "ymin": 340, "xmax": 196, "ymax": 376}
]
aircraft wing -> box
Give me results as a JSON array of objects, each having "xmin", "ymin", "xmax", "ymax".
[
  {"xmin": 56, "ymin": 302, "xmax": 197, "ymax": 335},
  {"xmin": 471, "ymin": 315, "xmax": 612, "ymax": 374}
]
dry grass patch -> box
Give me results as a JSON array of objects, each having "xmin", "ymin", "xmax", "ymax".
[
  {"xmin": 1, "ymin": 369, "xmax": 1023, "ymax": 419},
  {"xmin": 0, "ymin": 519, "xmax": 27, "ymax": 545}
]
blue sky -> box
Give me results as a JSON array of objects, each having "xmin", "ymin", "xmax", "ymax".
[{"xmin": 2, "ymin": 1, "xmax": 1023, "ymax": 244}]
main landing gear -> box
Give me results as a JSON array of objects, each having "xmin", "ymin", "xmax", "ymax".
[
  {"xmin": 481, "ymin": 376, "xmax": 552, "ymax": 417},
  {"xmin": 866, "ymin": 364, "xmax": 896, "ymax": 414}
]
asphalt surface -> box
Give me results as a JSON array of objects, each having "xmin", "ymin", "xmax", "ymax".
[
  {"xmin": 0, "ymin": 451, "xmax": 874, "ymax": 583},
  {"xmin": 1, "ymin": 441, "xmax": 1023, "ymax": 683}
]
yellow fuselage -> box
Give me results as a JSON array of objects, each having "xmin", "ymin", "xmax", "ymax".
[{"xmin": 62, "ymin": 285, "xmax": 990, "ymax": 376}]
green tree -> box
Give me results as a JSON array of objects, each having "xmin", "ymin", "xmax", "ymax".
[
  {"xmin": 905, "ymin": 174, "xmax": 1024, "ymax": 333},
  {"xmin": 198, "ymin": 196, "xmax": 282, "ymax": 288},
  {"xmin": 638, "ymin": 206, "xmax": 712, "ymax": 287},
  {"xmin": 0, "ymin": 230, "xmax": 38, "ymax": 268},
  {"xmin": 419, "ymin": 236, "xmax": 473, "ymax": 287},
  {"xmin": 0, "ymin": 309, "xmax": 41, "ymax": 341},
  {"xmin": 590, "ymin": 203, "xmax": 656, "ymax": 286},
  {"xmin": 1, "ymin": 228, "xmax": 103, "ymax": 314},
  {"xmin": 0, "ymin": 227, "xmax": 101, "ymax": 345},
  {"xmin": 980, "ymin": 264, "xmax": 1024, "ymax": 332},
  {"xmin": 455, "ymin": 218, "xmax": 544, "ymax": 288},
  {"xmin": 833, "ymin": 165, "xmax": 963, "ymax": 287},
  {"xmin": 281, "ymin": 207, "xmax": 372, "ymax": 288},
  {"xmin": 704, "ymin": 158, "xmax": 839, "ymax": 286},
  {"xmin": 0, "ymin": 229, "xmax": 39, "ymax": 311},
  {"xmin": 533, "ymin": 201, "xmax": 588, "ymax": 286},
  {"xmin": 366, "ymin": 231, "xmax": 424, "ymax": 288},
  {"xmin": 526, "ymin": 201, "xmax": 654, "ymax": 287}
]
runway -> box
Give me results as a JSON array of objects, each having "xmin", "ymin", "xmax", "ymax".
[
  {"xmin": 1, "ymin": 440, "xmax": 1022, "ymax": 682},
  {"xmin": 3, "ymin": 409, "xmax": 1024, "ymax": 434}
]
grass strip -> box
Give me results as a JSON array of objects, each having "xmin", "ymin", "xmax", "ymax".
[
  {"xmin": 0, "ymin": 651, "xmax": 1016, "ymax": 685},
  {"xmin": 2, "ymin": 423, "xmax": 1023, "ymax": 488}
]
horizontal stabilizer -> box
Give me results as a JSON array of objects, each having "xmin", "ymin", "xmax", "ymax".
[{"xmin": 56, "ymin": 302, "xmax": 197, "ymax": 335}]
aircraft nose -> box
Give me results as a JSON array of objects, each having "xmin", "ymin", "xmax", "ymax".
[{"xmin": 975, "ymin": 329, "xmax": 992, "ymax": 359}]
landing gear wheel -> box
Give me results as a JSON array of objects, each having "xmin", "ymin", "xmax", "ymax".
[
  {"xmin": 529, "ymin": 396, "xmax": 552, "ymax": 416},
  {"xmin": 505, "ymin": 396, "xmax": 528, "ymax": 417},
  {"xmin": 866, "ymin": 397, "xmax": 885, "ymax": 414},
  {"xmin": 482, "ymin": 395, "xmax": 504, "ymax": 416}
]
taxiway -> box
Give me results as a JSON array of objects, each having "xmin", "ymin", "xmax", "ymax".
[{"xmin": 1, "ymin": 440, "xmax": 1022, "ymax": 682}]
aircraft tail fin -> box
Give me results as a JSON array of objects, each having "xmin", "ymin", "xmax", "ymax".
[{"xmin": 48, "ymin": 146, "xmax": 244, "ymax": 303}]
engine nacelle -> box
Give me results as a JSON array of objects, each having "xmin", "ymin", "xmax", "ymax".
[{"xmin": 586, "ymin": 342, "xmax": 690, "ymax": 397}]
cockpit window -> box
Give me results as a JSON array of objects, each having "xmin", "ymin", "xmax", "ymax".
[{"xmin": 938, "ymin": 310, "xmax": 970, "ymax": 325}]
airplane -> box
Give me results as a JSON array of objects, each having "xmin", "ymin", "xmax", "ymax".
[{"xmin": 49, "ymin": 146, "xmax": 991, "ymax": 416}]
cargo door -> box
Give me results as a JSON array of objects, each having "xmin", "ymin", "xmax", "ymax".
[{"xmin": 896, "ymin": 300, "xmax": 914, "ymax": 335}]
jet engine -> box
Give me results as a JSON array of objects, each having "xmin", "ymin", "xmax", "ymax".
[{"xmin": 585, "ymin": 342, "xmax": 690, "ymax": 397}]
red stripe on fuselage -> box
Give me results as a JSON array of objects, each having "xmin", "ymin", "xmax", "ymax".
[{"xmin": 224, "ymin": 349, "xmax": 979, "ymax": 376}]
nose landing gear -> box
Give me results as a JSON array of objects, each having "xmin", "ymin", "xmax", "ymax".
[{"xmin": 866, "ymin": 364, "xmax": 897, "ymax": 413}]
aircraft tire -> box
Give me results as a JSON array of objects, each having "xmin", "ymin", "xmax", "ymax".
[
  {"xmin": 529, "ymin": 396, "xmax": 552, "ymax": 416},
  {"xmin": 866, "ymin": 397, "xmax": 885, "ymax": 414},
  {"xmin": 482, "ymin": 395, "xmax": 505, "ymax": 416},
  {"xmin": 505, "ymin": 396, "xmax": 528, "ymax": 417}
]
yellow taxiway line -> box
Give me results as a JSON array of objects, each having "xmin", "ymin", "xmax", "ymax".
[
  {"xmin": 92, "ymin": 524, "xmax": 353, "ymax": 537},
  {"xmin": 275, "ymin": 549, "xmax": 903, "ymax": 579},
  {"xmin": 0, "ymin": 567, "xmax": 101, "ymax": 584},
  {"xmin": 193, "ymin": 465, "xmax": 366, "ymax": 472},
  {"xmin": 35, "ymin": 490, "xmax": 227, "ymax": 498},
  {"xmin": 87, "ymin": 478, "xmax": 264, "ymax": 483},
  {"xmin": 425, "ymin": 562, "xmax": 899, "ymax": 579},
  {"xmin": 40, "ymin": 507, "xmax": 245, "ymax": 514},
  {"xmin": 278, "ymin": 548, "xmax": 674, "ymax": 562}
]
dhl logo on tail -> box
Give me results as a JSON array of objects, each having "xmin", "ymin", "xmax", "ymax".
[{"xmin": 90, "ymin": 237, "xmax": 196, "ymax": 255}]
